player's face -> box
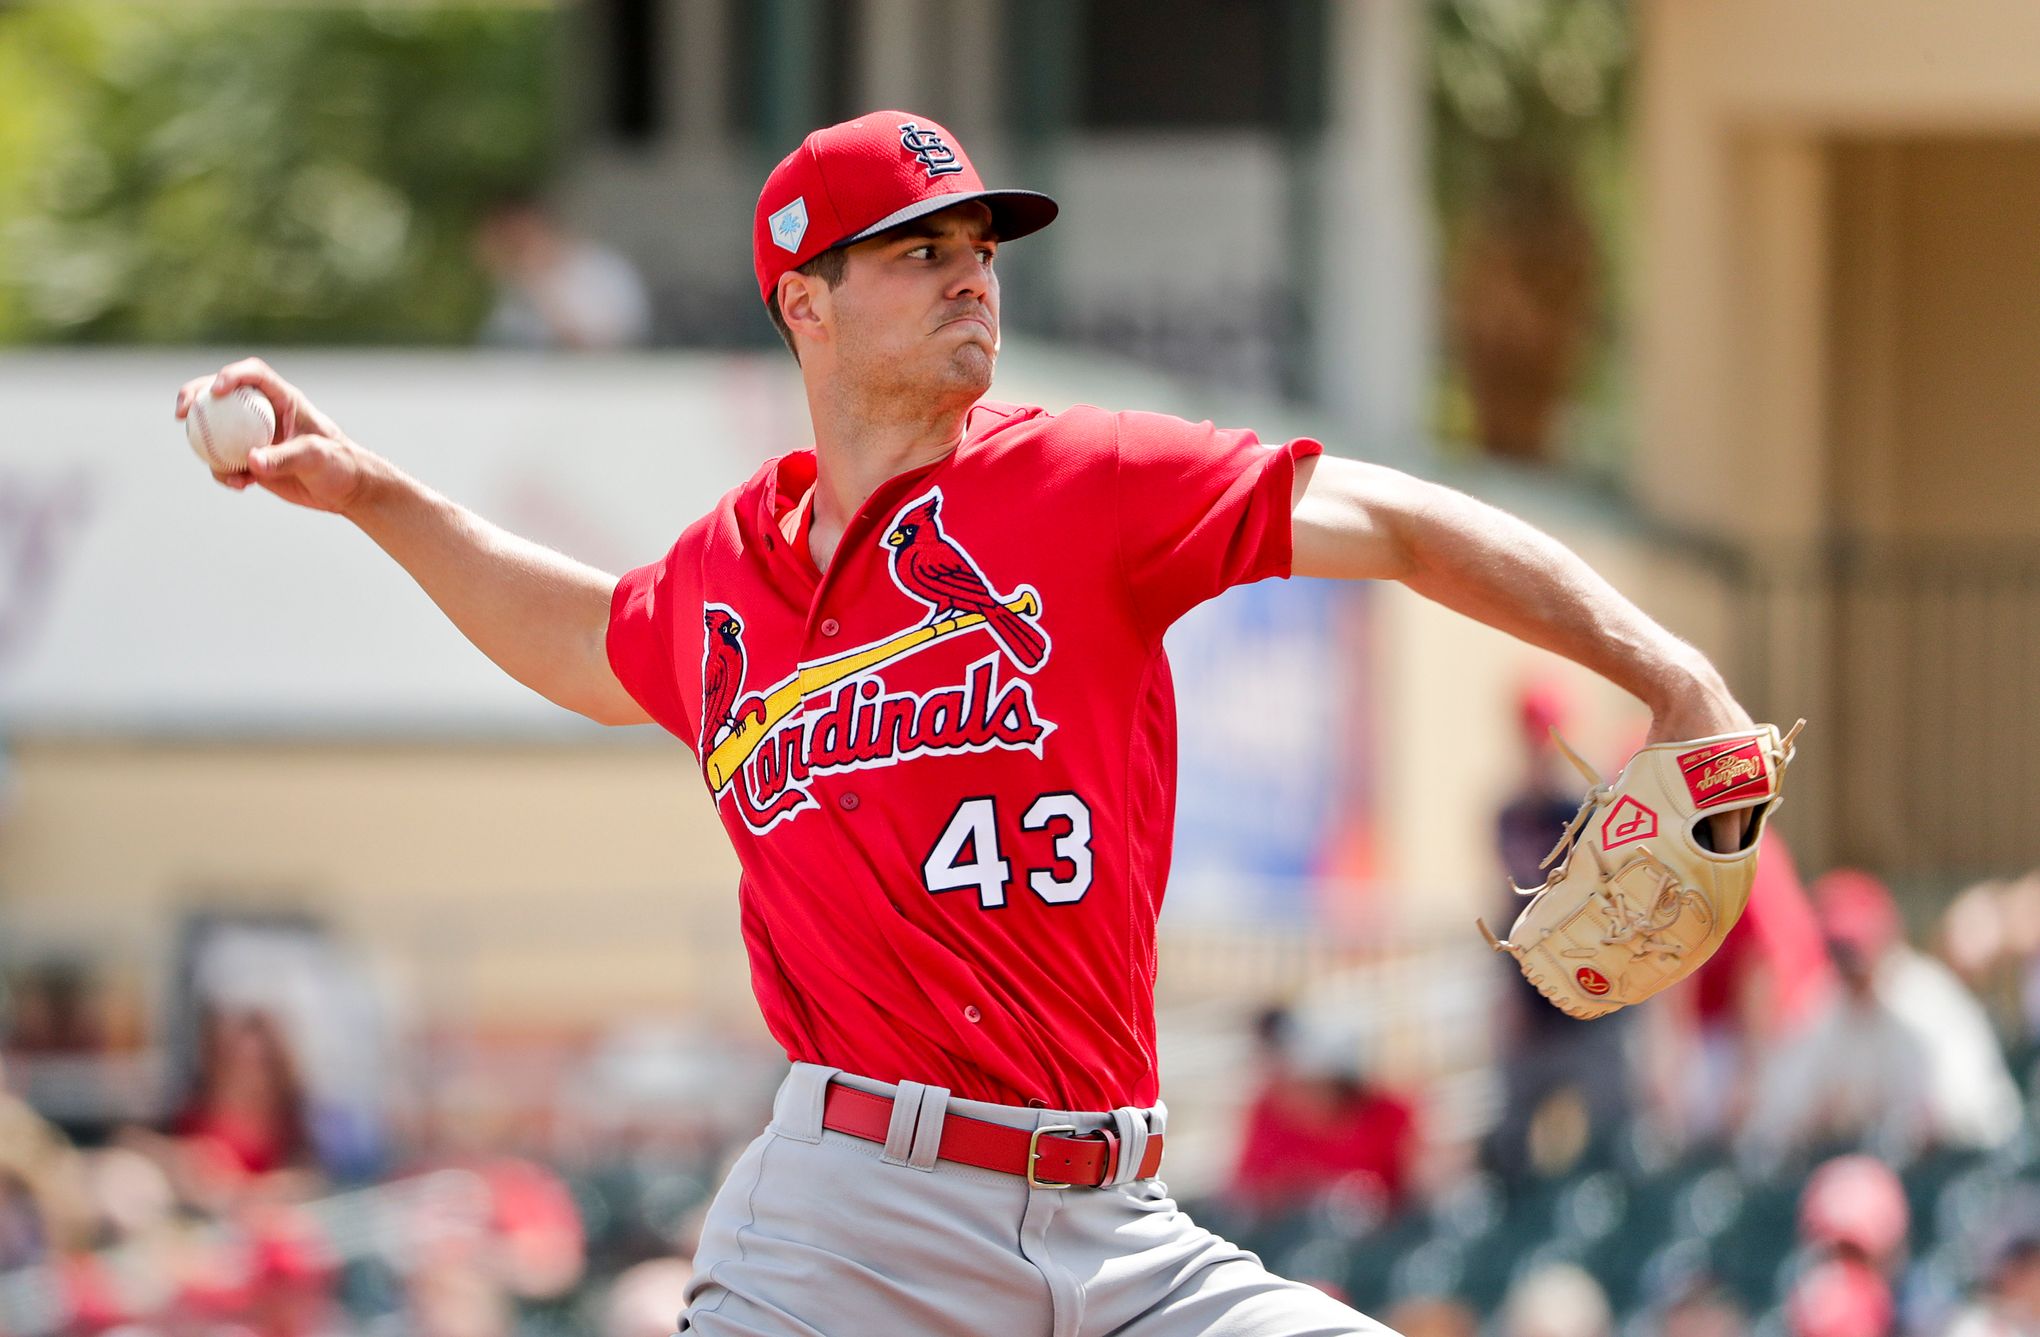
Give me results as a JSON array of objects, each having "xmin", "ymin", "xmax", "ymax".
[{"xmin": 830, "ymin": 203, "xmax": 1001, "ymax": 401}]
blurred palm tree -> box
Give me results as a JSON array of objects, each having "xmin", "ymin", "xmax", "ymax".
[
  {"xmin": 1431, "ymin": 0, "xmax": 1630, "ymax": 464},
  {"xmin": 0, "ymin": 3, "xmax": 557, "ymax": 345}
]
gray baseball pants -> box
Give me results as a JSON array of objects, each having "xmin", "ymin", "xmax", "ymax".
[{"xmin": 674, "ymin": 1062, "xmax": 1395, "ymax": 1337}]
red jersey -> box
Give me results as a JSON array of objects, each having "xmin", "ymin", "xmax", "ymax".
[
  {"xmin": 1691, "ymin": 833, "xmax": 1833, "ymax": 1030},
  {"xmin": 1227, "ymin": 1085, "xmax": 1419, "ymax": 1212},
  {"xmin": 607, "ymin": 399, "xmax": 1320, "ymax": 1109}
]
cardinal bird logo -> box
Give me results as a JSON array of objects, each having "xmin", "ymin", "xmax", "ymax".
[
  {"xmin": 884, "ymin": 490, "xmax": 1048, "ymax": 671},
  {"xmin": 700, "ymin": 604, "xmax": 765, "ymax": 751}
]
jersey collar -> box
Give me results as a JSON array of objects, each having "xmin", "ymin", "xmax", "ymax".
[{"xmin": 747, "ymin": 403, "xmax": 1019, "ymax": 580}]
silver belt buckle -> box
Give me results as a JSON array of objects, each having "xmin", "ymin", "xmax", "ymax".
[{"xmin": 1027, "ymin": 1123, "xmax": 1079, "ymax": 1188}]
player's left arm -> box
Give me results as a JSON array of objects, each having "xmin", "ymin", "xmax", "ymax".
[{"xmin": 1289, "ymin": 453, "xmax": 1754, "ymax": 748}]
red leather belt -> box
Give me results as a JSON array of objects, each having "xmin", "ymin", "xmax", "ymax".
[{"xmin": 821, "ymin": 1085, "xmax": 1163, "ymax": 1188}]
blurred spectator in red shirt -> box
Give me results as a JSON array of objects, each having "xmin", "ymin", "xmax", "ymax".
[
  {"xmin": 145, "ymin": 1008, "xmax": 342, "ymax": 1334},
  {"xmin": 1786, "ymin": 1155, "xmax": 1908, "ymax": 1337},
  {"xmin": 172, "ymin": 1007, "xmax": 315, "ymax": 1185},
  {"xmin": 1227, "ymin": 1007, "xmax": 1419, "ymax": 1218},
  {"xmin": 1646, "ymin": 833, "xmax": 1833, "ymax": 1148},
  {"xmin": 1789, "ymin": 1259, "xmax": 1894, "ymax": 1337}
]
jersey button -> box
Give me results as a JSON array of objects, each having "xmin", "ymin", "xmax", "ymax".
[
  {"xmin": 837, "ymin": 791, "xmax": 860, "ymax": 811},
  {"xmin": 820, "ymin": 617, "xmax": 841, "ymax": 637},
  {"xmin": 963, "ymin": 1005, "xmax": 982, "ymax": 1024}
]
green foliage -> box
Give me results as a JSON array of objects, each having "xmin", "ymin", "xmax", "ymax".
[
  {"xmin": 1431, "ymin": 0, "xmax": 1631, "ymax": 222},
  {"xmin": 0, "ymin": 2, "xmax": 558, "ymax": 344},
  {"xmin": 1428, "ymin": 0, "xmax": 1635, "ymax": 472}
]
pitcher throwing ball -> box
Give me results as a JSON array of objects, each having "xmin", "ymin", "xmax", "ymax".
[{"xmin": 176, "ymin": 112, "xmax": 1772, "ymax": 1336}]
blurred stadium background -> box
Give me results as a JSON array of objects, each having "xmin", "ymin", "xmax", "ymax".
[{"xmin": 3, "ymin": 2, "xmax": 2040, "ymax": 1334}]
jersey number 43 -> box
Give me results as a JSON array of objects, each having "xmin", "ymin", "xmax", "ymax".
[{"xmin": 922, "ymin": 794, "xmax": 1094, "ymax": 910}]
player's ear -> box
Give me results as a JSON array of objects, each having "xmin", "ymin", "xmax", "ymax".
[{"xmin": 778, "ymin": 271, "xmax": 830, "ymax": 349}]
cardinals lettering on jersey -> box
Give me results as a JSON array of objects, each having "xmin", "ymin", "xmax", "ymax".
[{"xmin": 699, "ymin": 487, "xmax": 1055, "ymax": 836}]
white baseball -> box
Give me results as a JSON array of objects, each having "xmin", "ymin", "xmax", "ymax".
[{"xmin": 185, "ymin": 384, "xmax": 276, "ymax": 474}]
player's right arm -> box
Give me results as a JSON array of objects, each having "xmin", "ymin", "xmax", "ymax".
[{"xmin": 174, "ymin": 359, "xmax": 652, "ymax": 727}]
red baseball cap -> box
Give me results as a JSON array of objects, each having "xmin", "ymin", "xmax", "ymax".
[
  {"xmin": 1813, "ymin": 868, "xmax": 1903, "ymax": 957},
  {"xmin": 1799, "ymin": 1154, "xmax": 1909, "ymax": 1262},
  {"xmin": 752, "ymin": 110, "xmax": 1058, "ymax": 304}
]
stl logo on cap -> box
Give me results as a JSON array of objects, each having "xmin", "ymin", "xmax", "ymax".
[
  {"xmin": 768, "ymin": 197, "xmax": 809, "ymax": 253},
  {"xmin": 898, "ymin": 122, "xmax": 964, "ymax": 178}
]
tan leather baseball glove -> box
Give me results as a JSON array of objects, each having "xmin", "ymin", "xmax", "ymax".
[{"xmin": 1479, "ymin": 720, "xmax": 1806, "ymax": 1019}]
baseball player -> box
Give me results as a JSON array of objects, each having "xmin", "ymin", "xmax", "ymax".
[{"xmin": 175, "ymin": 111, "xmax": 1757, "ymax": 1335}]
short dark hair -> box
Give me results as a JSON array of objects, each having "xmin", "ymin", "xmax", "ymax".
[{"xmin": 766, "ymin": 247, "xmax": 850, "ymax": 362}]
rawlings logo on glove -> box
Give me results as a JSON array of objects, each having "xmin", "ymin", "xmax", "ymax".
[{"xmin": 1478, "ymin": 720, "xmax": 1805, "ymax": 1020}]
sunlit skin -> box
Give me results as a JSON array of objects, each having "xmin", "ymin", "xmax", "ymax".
[{"xmin": 774, "ymin": 202, "xmax": 1000, "ymax": 571}]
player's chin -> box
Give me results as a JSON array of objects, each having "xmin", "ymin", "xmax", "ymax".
[{"xmin": 939, "ymin": 343, "xmax": 996, "ymax": 393}]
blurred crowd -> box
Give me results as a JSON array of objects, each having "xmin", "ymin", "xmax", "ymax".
[
  {"xmin": 1203, "ymin": 687, "xmax": 2040, "ymax": 1337},
  {"xmin": 0, "ymin": 993, "xmax": 743, "ymax": 1337}
]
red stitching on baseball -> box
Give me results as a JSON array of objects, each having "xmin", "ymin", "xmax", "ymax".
[{"xmin": 196, "ymin": 399, "xmax": 223, "ymax": 470}]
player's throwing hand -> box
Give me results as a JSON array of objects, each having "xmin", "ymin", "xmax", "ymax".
[
  {"xmin": 173, "ymin": 359, "xmax": 373, "ymax": 515},
  {"xmin": 1645, "ymin": 663, "xmax": 1759, "ymax": 853}
]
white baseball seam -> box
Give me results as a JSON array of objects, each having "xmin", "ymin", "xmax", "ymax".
[
  {"xmin": 195, "ymin": 400, "xmax": 226, "ymax": 472},
  {"xmin": 196, "ymin": 390, "xmax": 268, "ymax": 472}
]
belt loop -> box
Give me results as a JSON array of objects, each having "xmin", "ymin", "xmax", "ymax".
[
  {"xmin": 906, "ymin": 1085, "xmax": 949, "ymax": 1171},
  {"xmin": 771, "ymin": 1062, "xmax": 840, "ymax": 1143},
  {"xmin": 881, "ymin": 1081, "xmax": 927, "ymax": 1165},
  {"xmin": 1106, "ymin": 1106, "xmax": 1152, "ymax": 1186}
]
